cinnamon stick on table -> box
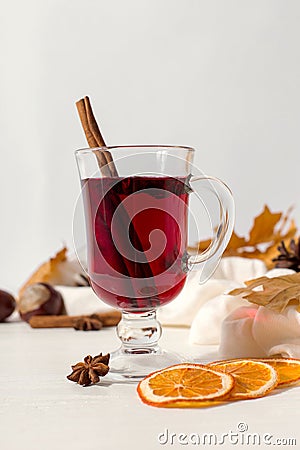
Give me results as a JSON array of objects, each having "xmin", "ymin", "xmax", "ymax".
[{"xmin": 29, "ymin": 311, "xmax": 121, "ymax": 328}]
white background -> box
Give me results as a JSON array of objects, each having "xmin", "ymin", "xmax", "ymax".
[{"xmin": 1, "ymin": 0, "xmax": 300, "ymax": 292}]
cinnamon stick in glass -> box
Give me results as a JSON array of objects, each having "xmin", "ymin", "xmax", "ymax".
[
  {"xmin": 76, "ymin": 97, "xmax": 118, "ymax": 176},
  {"xmin": 75, "ymin": 96, "xmax": 157, "ymax": 308}
]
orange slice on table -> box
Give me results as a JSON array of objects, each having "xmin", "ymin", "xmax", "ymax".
[
  {"xmin": 211, "ymin": 357, "xmax": 300, "ymax": 387},
  {"xmin": 252, "ymin": 358, "xmax": 300, "ymax": 387},
  {"xmin": 209, "ymin": 360, "xmax": 278, "ymax": 400},
  {"xmin": 137, "ymin": 364, "xmax": 234, "ymax": 408}
]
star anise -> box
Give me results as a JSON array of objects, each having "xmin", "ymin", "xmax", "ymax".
[
  {"xmin": 67, "ymin": 353, "xmax": 110, "ymax": 386},
  {"xmin": 73, "ymin": 316, "xmax": 103, "ymax": 331},
  {"xmin": 272, "ymin": 238, "xmax": 300, "ymax": 272}
]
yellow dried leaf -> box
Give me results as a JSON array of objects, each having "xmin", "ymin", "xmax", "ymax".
[
  {"xmin": 18, "ymin": 247, "xmax": 83, "ymax": 299},
  {"xmin": 248, "ymin": 205, "xmax": 282, "ymax": 246},
  {"xmin": 227, "ymin": 231, "xmax": 248, "ymax": 250},
  {"xmin": 191, "ymin": 205, "xmax": 298, "ymax": 268},
  {"xmin": 196, "ymin": 231, "xmax": 247, "ymax": 253},
  {"xmin": 229, "ymin": 273, "xmax": 300, "ymax": 313}
]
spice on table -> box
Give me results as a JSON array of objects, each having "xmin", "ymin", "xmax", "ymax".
[
  {"xmin": 28, "ymin": 310, "xmax": 121, "ymax": 329},
  {"xmin": 67, "ymin": 353, "xmax": 110, "ymax": 386},
  {"xmin": 73, "ymin": 316, "xmax": 103, "ymax": 331}
]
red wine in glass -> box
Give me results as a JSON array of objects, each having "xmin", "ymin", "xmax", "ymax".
[{"xmin": 82, "ymin": 176, "xmax": 189, "ymax": 312}]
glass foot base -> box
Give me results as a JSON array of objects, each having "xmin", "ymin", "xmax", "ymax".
[{"xmin": 104, "ymin": 346, "xmax": 184, "ymax": 383}]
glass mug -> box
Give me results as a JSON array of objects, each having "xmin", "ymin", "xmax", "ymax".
[{"xmin": 75, "ymin": 146, "xmax": 234, "ymax": 381}]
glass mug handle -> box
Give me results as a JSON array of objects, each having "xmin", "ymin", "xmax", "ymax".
[{"xmin": 185, "ymin": 176, "xmax": 235, "ymax": 283}]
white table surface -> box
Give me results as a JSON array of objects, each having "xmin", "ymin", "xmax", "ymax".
[{"xmin": 1, "ymin": 322, "xmax": 299, "ymax": 450}]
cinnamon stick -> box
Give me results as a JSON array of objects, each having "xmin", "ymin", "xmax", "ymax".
[
  {"xmin": 29, "ymin": 311, "xmax": 121, "ymax": 329},
  {"xmin": 75, "ymin": 96, "xmax": 156, "ymax": 308},
  {"xmin": 76, "ymin": 96, "xmax": 118, "ymax": 177}
]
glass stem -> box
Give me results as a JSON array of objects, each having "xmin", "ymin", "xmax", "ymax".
[{"xmin": 117, "ymin": 310, "xmax": 162, "ymax": 354}]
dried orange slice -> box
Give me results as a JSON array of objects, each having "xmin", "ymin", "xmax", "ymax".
[
  {"xmin": 209, "ymin": 360, "xmax": 278, "ymax": 399},
  {"xmin": 137, "ymin": 364, "xmax": 234, "ymax": 408},
  {"xmin": 255, "ymin": 358, "xmax": 300, "ymax": 387},
  {"xmin": 211, "ymin": 357, "xmax": 300, "ymax": 387}
]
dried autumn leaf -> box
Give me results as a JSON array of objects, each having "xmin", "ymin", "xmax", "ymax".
[
  {"xmin": 229, "ymin": 273, "xmax": 300, "ymax": 313},
  {"xmin": 19, "ymin": 247, "xmax": 89, "ymax": 298},
  {"xmin": 247, "ymin": 206, "xmax": 281, "ymax": 246},
  {"xmin": 227, "ymin": 232, "xmax": 248, "ymax": 250},
  {"xmin": 194, "ymin": 231, "xmax": 247, "ymax": 254},
  {"xmin": 191, "ymin": 205, "xmax": 297, "ymax": 269}
]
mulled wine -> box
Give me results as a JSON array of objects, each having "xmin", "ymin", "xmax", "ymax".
[{"xmin": 82, "ymin": 176, "xmax": 189, "ymax": 312}]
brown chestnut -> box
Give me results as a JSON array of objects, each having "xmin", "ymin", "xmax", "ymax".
[
  {"xmin": 18, "ymin": 283, "xmax": 64, "ymax": 322},
  {"xmin": 0, "ymin": 289, "xmax": 16, "ymax": 321}
]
